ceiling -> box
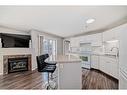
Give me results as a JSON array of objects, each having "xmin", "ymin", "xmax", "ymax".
[{"xmin": 0, "ymin": 6, "xmax": 127, "ymax": 38}]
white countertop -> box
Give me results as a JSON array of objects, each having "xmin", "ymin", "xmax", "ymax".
[
  {"xmin": 45, "ymin": 55, "xmax": 81, "ymax": 63},
  {"xmin": 69, "ymin": 52, "xmax": 118, "ymax": 59}
]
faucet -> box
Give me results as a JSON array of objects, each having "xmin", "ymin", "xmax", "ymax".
[{"xmin": 110, "ymin": 47, "xmax": 119, "ymax": 57}]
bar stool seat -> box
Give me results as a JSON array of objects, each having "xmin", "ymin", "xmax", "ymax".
[{"xmin": 36, "ymin": 54, "xmax": 57, "ymax": 89}]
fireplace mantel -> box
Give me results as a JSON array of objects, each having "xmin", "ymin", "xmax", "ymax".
[{"xmin": 3, "ymin": 54, "xmax": 32, "ymax": 75}]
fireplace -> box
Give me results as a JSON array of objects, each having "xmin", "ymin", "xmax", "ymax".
[
  {"xmin": 3, "ymin": 54, "xmax": 31, "ymax": 74},
  {"xmin": 8, "ymin": 57, "xmax": 28, "ymax": 73}
]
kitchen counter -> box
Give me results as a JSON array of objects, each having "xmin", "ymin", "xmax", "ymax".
[
  {"xmin": 46, "ymin": 55, "xmax": 81, "ymax": 63},
  {"xmin": 45, "ymin": 54, "xmax": 82, "ymax": 89},
  {"xmin": 92, "ymin": 53, "xmax": 118, "ymax": 59},
  {"xmin": 69, "ymin": 52, "xmax": 118, "ymax": 59}
]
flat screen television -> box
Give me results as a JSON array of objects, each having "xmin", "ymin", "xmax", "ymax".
[{"xmin": 0, "ymin": 33, "xmax": 31, "ymax": 48}]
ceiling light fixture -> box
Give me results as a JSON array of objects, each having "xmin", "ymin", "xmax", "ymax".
[{"xmin": 86, "ymin": 18, "xmax": 95, "ymax": 24}]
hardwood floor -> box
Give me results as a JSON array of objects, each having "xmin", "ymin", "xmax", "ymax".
[
  {"xmin": 82, "ymin": 68, "xmax": 118, "ymax": 89},
  {"xmin": 0, "ymin": 69, "xmax": 118, "ymax": 89},
  {"xmin": 0, "ymin": 70, "xmax": 45, "ymax": 89}
]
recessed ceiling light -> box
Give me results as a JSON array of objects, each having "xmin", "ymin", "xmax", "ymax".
[{"xmin": 86, "ymin": 18, "xmax": 95, "ymax": 24}]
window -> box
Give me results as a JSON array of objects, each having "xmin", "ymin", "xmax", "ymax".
[{"xmin": 43, "ymin": 38, "xmax": 57, "ymax": 56}]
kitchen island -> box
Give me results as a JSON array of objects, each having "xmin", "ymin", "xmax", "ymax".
[{"xmin": 46, "ymin": 55, "xmax": 82, "ymax": 89}]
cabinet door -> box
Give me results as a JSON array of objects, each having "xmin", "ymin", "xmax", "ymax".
[
  {"xmin": 100, "ymin": 56, "xmax": 112, "ymax": 76},
  {"xmin": 100, "ymin": 56, "xmax": 118, "ymax": 79},
  {"xmin": 103, "ymin": 30, "xmax": 114, "ymax": 41},
  {"xmin": 86, "ymin": 35, "xmax": 93, "ymax": 43},
  {"xmin": 79, "ymin": 33, "xmax": 102, "ymax": 46},
  {"xmin": 103, "ymin": 57, "xmax": 115, "ymax": 78},
  {"xmin": 100, "ymin": 56, "xmax": 107, "ymax": 72},
  {"xmin": 111, "ymin": 60, "xmax": 118, "ymax": 79},
  {"xmin": 103, "ymin": 28, "xmax": 119, "ymax": 42},
  {"xmin": 79, "ymin": 35, "xmax": 92, "ymax": 43},
  {"xmin": 91, "ymin": 55, "xmax": 99, "ymax": 69},
  {"xmin": 70, "ymin": 37, "xmax": 80, "ymax": 47},
  {"xmin": 91, "ymin": 33, "xmax": 102, "ymax": 46}
]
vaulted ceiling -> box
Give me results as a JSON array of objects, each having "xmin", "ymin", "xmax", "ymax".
[{"xmin": 0, "ymin": 6, "xmax": 127, "ymax": 37}]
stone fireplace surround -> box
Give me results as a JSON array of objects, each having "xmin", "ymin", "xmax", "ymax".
[{"xmin": 3, "ymin": 54, "xmax": 32, "ymax": 75}]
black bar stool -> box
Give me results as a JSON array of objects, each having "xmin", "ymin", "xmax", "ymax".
[{"xmin": 36, "ymin": 54, "xmax": 57, "ymax": 89}]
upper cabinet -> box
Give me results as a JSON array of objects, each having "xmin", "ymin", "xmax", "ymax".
[
  {"xmin": 80, "ymin": 33, "xmax": 103, "ymax": 46},
  {"xmin": 70, "ymin": 37, "xmax": 80, "ymax": 47},
  {"xmin": 79, "ymin": 35, "xmax": 93, "ymax": 43},
  {"xmin": 70, "ymin": 33, "xmax": 103, "ymax": 47},
  {"xmin": 103, "ymin": 27, "xmax": 120, "ymax": 42},
  {"xmin": 90, "ymin": 33, "xmax": 103, "ymax": 46}
]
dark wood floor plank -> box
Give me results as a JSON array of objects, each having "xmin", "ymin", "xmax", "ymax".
[
  {"xmin": 0, "ymin": 72, "xmax": 35, "ymax": 88},
  {"xmin": 0, "ymin": 70, "xmax": 45, "ymax": 89},
  {"xmin": 82, "ymin": 68, "xmax": 118, "ymax": 89}
]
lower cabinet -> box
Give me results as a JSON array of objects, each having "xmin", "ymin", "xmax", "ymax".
[
  {"xmin": 91, "ymin": 55, "xmax": 99, "ymax": 69},
  {"xmin": 99, "ymin": 56, "xmax": 118, "ymax": 79},
  {"xmin": 58, "ymin": 62, "xmax": 82, "ymax": 89},
  {"xmin": 119, "ymin": 67, "xmax": 127, "ymax": 89},
  {"xmin": 91, "ymin": 55, "xmax": 118, "ymax": 79}
]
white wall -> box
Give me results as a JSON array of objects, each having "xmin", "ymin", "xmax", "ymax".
[
  {"xmin": 31, "ymin": 29, "xmax": 63, "ymax": 55},
  {"xmin": 119, "ymin": 23, "xmax": 127, "ymax": 68},
  {"xmin": 119, "ymin": 23, "xmax": 127, "ymax": 89}
]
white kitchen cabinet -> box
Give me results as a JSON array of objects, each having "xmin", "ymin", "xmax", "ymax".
[
  {"xmin": 91, "ymin": 33, "xmax": 102, "ymax": 46},
  {"xmin": 91, "ymin": 55, "xmax": 99, "ymax": 69},
  {"xmin": 70, "ymin": 37, "xmax": 80, "ymax": 47},
  {"xmin": 79, "ymin": 35, "xmax": 93, "ymax": 43},
  {"xmin": 103, "ymin": 27, "xmax": 120, "ymax": 42},
  {"xmin": 100, "ymin": 56, "xmax": 106, "ymax": 72},
  {"xmin": 78, "ymin": 36, "xmax": 84, "ymax": 42},
  {"xmin": 79, "ymin": 33, "xmax": 102, "ymax": 46},
  {"xmin": 70, "ymin": 33, "xmax": 102, "ymax": 47},
  {"xmin": 100, "ymin": 56, "xmax": 118, "ymax": 79},
  {"xmin": 70, "ymin": 35, "xmax": 93, "ymax": 47}
]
